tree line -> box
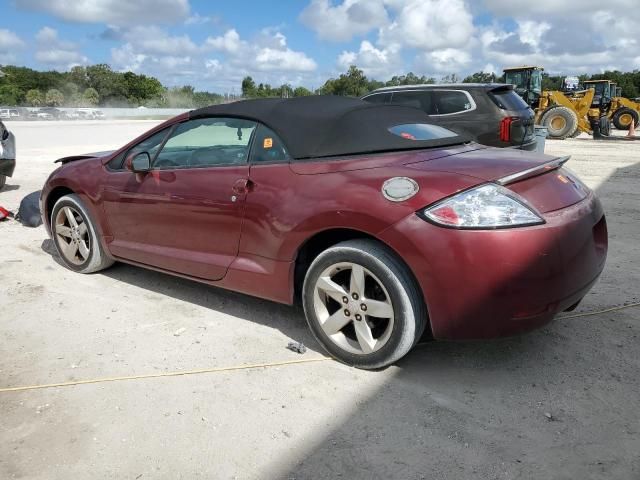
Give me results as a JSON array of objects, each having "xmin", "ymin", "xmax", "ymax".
[
  {"xmin": 0, "ymin": 64, "xmax": 226, "ymax": 108},
  {"xmin": 2, "ymin": 63, "xmax": 640, "ymax": 108}
]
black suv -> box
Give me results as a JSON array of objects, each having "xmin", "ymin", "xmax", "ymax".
[{"xmin": 362, "ymin": 83, "xmax": 536, "ymax": 150}]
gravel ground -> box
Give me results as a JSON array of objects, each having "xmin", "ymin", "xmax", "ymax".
[{"xmin": 0, "ymin": 121, "xmax": 639, "ymax": 480}]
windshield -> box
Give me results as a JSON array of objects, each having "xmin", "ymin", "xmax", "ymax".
[{"xmin": 530, "ymin": 70, "xmax": 542, "ymax": 93}]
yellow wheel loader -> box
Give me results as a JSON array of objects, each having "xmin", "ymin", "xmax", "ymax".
[
  {"xmin": 503, "ymin": 66, "xmax": 600, "ymax": 139},
  {"xmin": 582, "ymin": 79, "xmax": 640, "ymax": 130}
]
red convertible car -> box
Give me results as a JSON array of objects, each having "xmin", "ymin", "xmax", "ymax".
[{"xmin": 41, "ymin": 96, "xmax": 607, "ymax": 369}]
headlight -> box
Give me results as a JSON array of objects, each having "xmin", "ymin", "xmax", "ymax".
[{"xmin": 422, "ymin": 184, "xmax": 544, "ymax": 228}]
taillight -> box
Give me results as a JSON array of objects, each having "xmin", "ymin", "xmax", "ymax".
[{"xmin": 499, "ymin": 116, "xmax": 517, "ymax": 142}]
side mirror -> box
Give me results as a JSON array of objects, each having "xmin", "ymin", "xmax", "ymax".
[{"xmin": 130, "ymin": 152, "xmax": 151, "ymax": 173}]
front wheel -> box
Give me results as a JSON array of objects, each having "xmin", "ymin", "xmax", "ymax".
[
  {"xmin": 51, "ymin": 194, "xmax": 114, "ymax": 273},
  {"xmin": 612, "ymin": 107, "xmax": 639, "ymax": 130},
  {"xmin": 540, "ymin": 106, "xmax": 578, "ymax": 140},
  {"xmin": 302, "ymin": 239, "xmax": 426, "ymax": 369}
]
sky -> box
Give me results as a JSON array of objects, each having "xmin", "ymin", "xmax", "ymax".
[{"xmin": 0, "ymin": 0, "xmax": 639, "ymax": 93}]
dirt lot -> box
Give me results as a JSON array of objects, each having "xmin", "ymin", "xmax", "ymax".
[{"xmin": 1, "ymin": 121, "xmax": 639, "ymax": 479}]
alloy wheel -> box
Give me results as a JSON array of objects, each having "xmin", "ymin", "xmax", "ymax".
[
  {"xmin": 313, "ymin": 262, "xmax": 394, "ymax": 355},
  {"xmin": 54, "ymin": 206, "xmax": 90, "ymax": 265}
]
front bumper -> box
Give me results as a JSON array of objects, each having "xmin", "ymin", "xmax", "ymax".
[{"xmin": 380, "ymin": 192, "xmax": 607, "ymax": 340}]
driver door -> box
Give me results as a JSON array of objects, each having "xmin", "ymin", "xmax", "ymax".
[{"xmin": 102, "ymin": 117, "xmax": 256, "ymax": 280}]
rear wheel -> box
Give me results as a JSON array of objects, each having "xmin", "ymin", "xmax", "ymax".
[
  {"xmin": 612, "ymin": 107, "xmax": 638, "ymax": 130},
  {"xmin": 302, "ymin": 239, "xmax": 426, "ymax": 369},
  {"xmin": 541, "ymin": 106, "xmax": 578, "ymax": 139},
  {"xmin": 51, "ymin": 194, "xmax": 114, "ymax": 273}
]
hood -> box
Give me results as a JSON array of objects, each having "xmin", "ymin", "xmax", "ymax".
[{"xmin": 54, "ymin": 150, "xmax": 115, "ymax": 164}]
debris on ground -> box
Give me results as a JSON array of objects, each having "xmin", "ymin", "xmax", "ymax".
[
  {"xmin": 286, "ymin": 341, "xmax": 307, "ymax": 354},
  {"xmin": 16, "ymin": 191, "xmax": 42, "ymax": 227},
  {"xmin": 173, "ymin": 327, "xmax": 186, "ymax": 337},
  {"xmin": 0, "ymin": 206, "xmax": 12, "ymax": 221},
  {"xmin": 544, "ymin": 412, "xmax": 555, "ymax": 421}
]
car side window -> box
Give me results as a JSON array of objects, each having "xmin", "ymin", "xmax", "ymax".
[
  {"xmin": 249, "ymin": 124, "xmax": 291, "ymax": 164},
  {"xmin": 432, "ymin": 91, "xmax": 474, "ymax": 115},
  {"xmin": 153, "ymin": 117, "xmax": 256, "ymax": 170},
  {"xmin": 390, "ymin": 91, "xmax": 436, "ymax": 115},
  {"xmin": 107, "ymin": 127, "xmax": 171, "ymax": 170},
  {"xmin": 362, "ymin": 93, "xmax": 391, "ymax": 104}
]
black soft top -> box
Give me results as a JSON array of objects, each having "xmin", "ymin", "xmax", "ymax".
[{"xmin": 190, "ymin": 95, "xmax": 467, "ymax": 160}]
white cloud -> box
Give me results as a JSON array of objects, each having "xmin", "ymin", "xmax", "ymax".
[
  {"xmin": 0, "ymin": 29, "xmax": 25, "ymax": 63},
  {"xmin": 417, "ymin": 48, "xmax": 472, "ymax": 76},
  {"xmin": 338, "ymin": 41, "xmax": 403, "ymax": 78},
  {"xmin": 15, "ymin": 0, "xmax": 189, "ymax": 26},
  {"xmin": 300, "ymin": 0, "xmax": 389, "ymax": 41},
  {"xmin": 35, "ymin": 27, "xmax": 88, "ymax": 68},
  {"xmin": 379, "ymin": 0, "xmax": 474, "ymax": 51},
  {"xmin": 122, "ymin": 26, "xmax": 198, "ymax": 55},
  {"xmin": 111, "ymin": 27, "xmax": 317, "ymax": 91},
  {"xmin": 204, "ymin": 29, "xmax": 243, "ymax": 54}
]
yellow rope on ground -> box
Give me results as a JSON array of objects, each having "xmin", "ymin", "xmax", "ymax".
[
  {"xmin": 1, "ymin": 302, "xmax": 638, "ymax": 394},
  {"xmin": 559, "ymin": 301, "xmax": 640, "ymax": 319},
  {"xmin": 0, "ymin": 357, "xmax": 330, "ymax": 394}
]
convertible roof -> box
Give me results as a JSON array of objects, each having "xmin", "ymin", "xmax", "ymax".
[{"xmin": 190, "ymin": 95, "xmax": 467, "ymax": 160}]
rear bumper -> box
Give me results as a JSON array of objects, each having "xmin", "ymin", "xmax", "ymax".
[
  {"xmin": 380, "ymin": 192, "xmax": 607, "ymax": 340},
  {"xmin": 0, "ymin": 158, "xmax": 15, "ymax": 177}
]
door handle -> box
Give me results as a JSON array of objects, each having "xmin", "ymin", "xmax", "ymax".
[{"xmin": 232, "ymin": 179, "xmax": 254, "ymax": 195}]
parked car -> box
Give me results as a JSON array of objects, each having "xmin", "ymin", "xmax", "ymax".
[
  {"xmin": 0, "ymin": 108, "xmax": 11, "ymax": 120},
  {"xmin": 40, "ymin": 96, "xmax": 607, "ymax": 369},
  {"xmin": 76, "ymin": 108, "xmax": 105, "ymax": 120},
  {"xmin": 36, "ymin": 107, "xmax": 64, "ymax": 120},
  {"xmin": 0, "ymin": 119, "xmax": 16, "ymax": 190},
  {"xmin": 363, "ymin": 83, "xmax": 537, "ymax": 150}
]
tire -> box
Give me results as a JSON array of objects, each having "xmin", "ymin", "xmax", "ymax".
[
  {"xmin": 540, "ymin": 106, "xmax": 578, "ymax": 139},
  {"xmin": 599, "ymin": 116, "xmax": 611, "ymax": 137},
  {"xmin": 302, "ymin": 239, "xmax": 426, "ymax": 369},
  {"xmin": 569, "ymin": 127, "xmax": 581, "ymax": 138},
  {"xmin": 0, "ymin": 175, "xmax": 5, "ymax": 190},
  {"xmin": 612, "ymin": 107, "xmax": 639, "ymax": 130},
  {"xmin": 51, "ymin": 194, "xmax": 114, "ymax": 273}
]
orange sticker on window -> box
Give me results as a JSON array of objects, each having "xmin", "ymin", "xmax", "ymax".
[{"xmin": 263, "ymin": 137, "xmax": 273, "ymax": 148}]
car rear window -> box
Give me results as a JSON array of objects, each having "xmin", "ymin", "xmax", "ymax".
[
  {"xmin": 388, "ymin": 123, "xmax": 457, "ymax": 140},
  {"xmin": 489, "ymin": 88, "xmax": 529, "ymax": 110}
]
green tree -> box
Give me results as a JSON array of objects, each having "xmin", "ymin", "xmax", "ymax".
[
  {"xmin": 0, "ymin": 84, "xmax": 21, "ymax": 105},
  {"xmin": 82, "ymin": 87, "xmax": 99, "ymax": 106},
  {"xmin": 385, "ymin": 72, "xmax": 435, "ymax": 86},
  {"xmin": 293, "ymin": 86, "xmax": 312, "ymax": 97},
  {"xmin": 45, "ymin": 88, "xmax": 64, "ymax": 106},
  {"xmin": 26, "ymin": 89, "xmax": 44, "ymax": 106},
  {"xmin": 440, "ymin": 73, "xmax": 460, "ymax": 84},
  {"xmin": 463, "ymin": 71, "xmax": 497, "ymax": 83},
  {"xmin": 241, "ymin": 76, "xmax": 256, "ymax": 97},
  {"xmin": 319, "ymin": 65, "xmax": 370, "ymax": 97}
]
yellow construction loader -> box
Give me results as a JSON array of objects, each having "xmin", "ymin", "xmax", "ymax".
[
  {"xmin": 503, "ymin": 66, "xmax": 599, "ymax": 139},
  {"xmin": 582, "ymin": 79, "xmax": 640, "ymax": 130}
]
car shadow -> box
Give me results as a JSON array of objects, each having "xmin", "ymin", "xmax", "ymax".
[
  {"xmin": 0, "ymin": 183, "xmax": 20, "ymax": 192},
  {"xmin": 40, "ymin": 238, "xmax": 320, "ymax": 352}
]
